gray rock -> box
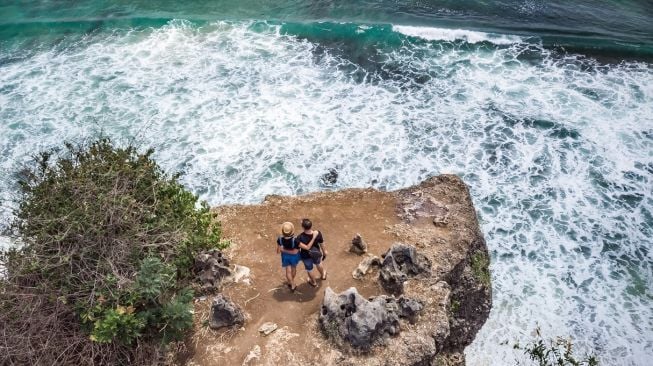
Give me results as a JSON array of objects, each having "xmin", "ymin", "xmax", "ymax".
[
  {"xmin": 321, "ymin": 168, "xmax": 339, "ymax": 186},
  {"xmin": 398, "ymin": 297, "xmax": 424, "ymax": 324},
  {"xmin": 320, "ymin": 287, "xmax": 400, "ymax": 350},
  {"xmin": 210, "ymin": 294, "xmax": 244, "ymax": 330},
  {"xmin": 319, "ymin": 287, "xmax": 424, "ymax": 351},
  {"xmin": 349, "ymin": 233, "xmax": 368, "ymax": 254},
  {"xmin": 379, "ymin": 244, "xmax": 431, "ymax": 295},
  {"xmin": 195, "ymin": 249, "xmax": 232, "ymax": 292},
  {"xmin": 352, "ymin": 254, "xmax": 381, "ymax": 280}
]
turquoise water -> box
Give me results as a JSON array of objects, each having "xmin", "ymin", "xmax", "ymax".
[{"xmin": 0, "ymin": 1, "xmax": 652, "ymax": 365}]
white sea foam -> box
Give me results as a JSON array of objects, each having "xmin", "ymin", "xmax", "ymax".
[
  {"xmin": 0, "ymin": 20, "xmax": 651, "ymax": 365},
  {"xmin": 393, "ymin": 24, "xmax": 523, "ymax": 45}
]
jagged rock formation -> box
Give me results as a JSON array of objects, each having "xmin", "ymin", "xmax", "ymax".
[
  {"xmin": 195, "ymin": 249, "xmax": 232, "ymax": 292},
  {"xmin": 209, "ymin": 294, "xmax": 245, "ymax": 330},
  {"xmin": 378, "ymin": 243, "xmax": 432, "ymax": 295},
  {"xmin": 319, "ymin": 287, "xmax": 423, "ymax": 350},
  {"xmin": 352, "ymin": 254, "xmax": 381, "ymax": 280}
]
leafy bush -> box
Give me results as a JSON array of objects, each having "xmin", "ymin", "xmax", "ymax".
[
  {"xmin": 0, "ymin": 138, "xmax": 224, "ymax": 365},
  {"xmin": 515, "ymin": 328, "xmax": 599, "ymax": 366}
]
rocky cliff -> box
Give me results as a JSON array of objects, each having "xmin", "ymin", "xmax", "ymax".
[{"xmin": 183, "ymin": 175, "xmax": 491, "ymax": 366}]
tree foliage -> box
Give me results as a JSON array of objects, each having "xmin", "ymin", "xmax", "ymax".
[
  {"xmin": 0, "ymin": 138, "xmax": 224, "ymax": 365},
  {"xmin": 516, "ymin": 328, "xmax": 599, "ymax": 366}
]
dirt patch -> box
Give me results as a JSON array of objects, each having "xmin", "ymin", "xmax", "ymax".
[{"xmin": 186, "ymin": 189, "xmax": 401, "ymax": 365}]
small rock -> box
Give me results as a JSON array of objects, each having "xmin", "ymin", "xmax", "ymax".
[
  {"xmin": 229, "ymin": 264, "xmax": 251, "ymax": 285},
  {"xmin": 320, "ymin": 168, "xmax": 339, "ymax": 186},
  {"xmin": 258, "ymin": 322, "xmax": 278, "ymax": 336},
  {"xmin": 352, "ymin": 255, "xmax": 381, "ymax": 280},
  {"xmin": 349, "ymin": 233, "xmax": 368, "ymax": 254},
  {"xmin": 209, "ymin": 294, "xmax": 244, "ymax": 330},
  {"xmin": 242, "ymin": 345, "xmax": 261, "ymax": 365},
  {"xmin": 432, "ymin": 213, "xmax": 449, "ymax": 227}
]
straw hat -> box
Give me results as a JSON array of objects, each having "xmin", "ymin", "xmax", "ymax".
[{"xmin": 281, "ymin": 222, "xmax": 295, "ymax": 237}]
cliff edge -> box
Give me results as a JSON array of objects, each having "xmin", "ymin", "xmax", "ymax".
[{"xmin": 184, "ymin": 175, "xmax": 491, "ymax": 366}]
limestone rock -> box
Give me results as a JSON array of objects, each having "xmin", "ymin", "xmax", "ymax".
[
  {"xmin": 319, "ymin": 287, "xmax": 400, "ymax": 350},
  {"xmin": 258, "ymin": 322, "xmax": 278, "ymax": 336},
  {"xmin": 352, "ymin": 254, "xmax": 381, "ymax": 280},
  {"xmin": 319, "ymin": 287, "xmax": 424, "ymax": 351},
  {"xmin": 349, "ymin": 233, "xmax": 368, "ymax": 254},
  {"xmin": 210, "ymin": 294, "xmax": 244, "ymax": 330},
  {"xmin": 195, "ymin": 249, "xmax": 232, "ymax": 292},
  {"xmin": 379, "ymin": 244, "xmax": 431, "ymax": 295}
]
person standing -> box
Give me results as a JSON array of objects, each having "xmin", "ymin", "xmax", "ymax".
[
  {"xmin": 296, "ymin": 218, "xmax": 327, "ymax": 287},
  {"xmin": 277, "ymin": 222, "xmax": 300, "ymax": 291}
]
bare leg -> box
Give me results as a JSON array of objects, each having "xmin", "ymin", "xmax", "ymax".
[
  {"xmin": 291, "ymin": 266, "xmax": 297, "ymax": 282},
  {"xmin": 285, "ymin": 266, "xmax": 294, "ymax": 288},
  {"xmin": 307, "ymin": 269, "xmax": 317, "ymax": 286},
  {"xmin": 315, "ymin": 263, "xmax": 326, "ymax": 280}
]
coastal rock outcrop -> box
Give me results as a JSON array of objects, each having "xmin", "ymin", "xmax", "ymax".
[{"xmin": 187, "ymin": 175, "xmax": 492, "ymax": 366}]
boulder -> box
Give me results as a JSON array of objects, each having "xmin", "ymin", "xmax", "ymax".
[
  {"xmin": 195, "ymin": 249, "xmax": 232, "ymax": 292},
  {"xmin": 352, "ymin": 254, "xmax": 381, "ymax": 280},
  {"xmin": 379, "ymin": 244, "xmax": 431, "ymax": 295},
  {"xmin": 210, "ymin": 294, "xmax": 244, "ymax": 330},
  {"xmin": 349, "ymin": 233, "xmax": 368, "ymax": 254},
  {"xmin": 319, "ymin": 287, "xmax": 423, "ymax": 351}
]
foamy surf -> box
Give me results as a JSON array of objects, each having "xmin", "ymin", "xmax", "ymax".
[
  {"xmin": 0, "ymin": 20, "xmax": 651, "ymax": 365},
  {"xmin": 393, "ymin": 25, "xmax": 523, "ymax": 45}
]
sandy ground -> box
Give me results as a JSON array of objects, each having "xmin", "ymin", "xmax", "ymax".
[{"xmin": 186, "ymin": 189, "xmax": 403, "ymax": 365}]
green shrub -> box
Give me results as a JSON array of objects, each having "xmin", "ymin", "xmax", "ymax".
[
  {"xmin": 515, "ymin": 328, "xmax": 599, "ymax": 366},
  {"xmin": 0, "ymin": 138, "xmax": 225, "ymax": 365}
]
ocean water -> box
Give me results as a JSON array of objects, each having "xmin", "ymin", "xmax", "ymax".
[{"xmin": 0, "ymin": 1, "xmax": 652, "ymax": 365}]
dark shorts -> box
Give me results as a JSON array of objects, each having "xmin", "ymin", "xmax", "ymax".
[
  {"xmin": 302, "ymin": 255, "xmax": 322, "ymax": 271},
  {"xmin": 281, "ymin": 252, "xmax": 300, "ymax": 267}
]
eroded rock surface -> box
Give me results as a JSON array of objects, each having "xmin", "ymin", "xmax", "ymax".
[
  {"xmin": 210, "ymin": 294, "xmax": 244, "ymax": 330},
  {"xmin": 319, "ymin": 287, "xmax": 423, "ymax": 350},
  {"xmin": 195, "ymin": 249, "xmax": 232, "ymax": 292},
  {"xmin": 379, "ymin": 244, "xmax": 431, "ymax": 295}
]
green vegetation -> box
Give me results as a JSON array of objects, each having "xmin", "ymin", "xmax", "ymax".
[
  {"xmin": 516, "ymin": 328, "xmax": 599, "ymax": 366},
  {"xmin": 0, "ymin": 138, "xmax": 224, "ymax": 365},
  {"xmin": 471, "ymin": 250, "xmax": 491, "ymax": 287}
]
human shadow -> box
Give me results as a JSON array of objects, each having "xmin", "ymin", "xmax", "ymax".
[{"xmin": 271, "ymin": 280, "xmax": 322, "ymax": 303}]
